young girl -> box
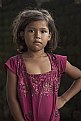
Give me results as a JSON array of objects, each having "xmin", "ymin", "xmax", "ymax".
[{"xmin": 5, "ymin": 9, "xmax": 81, "ymax": 121}]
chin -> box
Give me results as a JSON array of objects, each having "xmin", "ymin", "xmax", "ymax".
[{"xmin": 31, "ymin": 46, "xmax": 44, "ymax": 52}]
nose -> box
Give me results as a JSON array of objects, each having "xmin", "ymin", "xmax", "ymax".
[{"xmin": 34, "ymin": 30, "xmax": 41, "ymax": 39}]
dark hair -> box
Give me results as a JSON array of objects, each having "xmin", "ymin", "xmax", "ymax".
[{"xmin": 12, "ymin": 8, "xmax": 58, "ymax": 53}]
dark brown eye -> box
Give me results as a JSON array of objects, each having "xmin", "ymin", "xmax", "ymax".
[
  {"xmin": 28, "ymin": 29, "xmax": 35, "ymax": 33},
  {"xmin": 41, "ymin": 30, "xmax": 48, "ymax": 33}
]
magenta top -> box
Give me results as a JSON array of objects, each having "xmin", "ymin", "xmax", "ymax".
[{"xmin": 5, "ymin": 53, "xmax": 67, "ymax": 121}]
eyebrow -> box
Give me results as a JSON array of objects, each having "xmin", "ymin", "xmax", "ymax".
[{"xmin": 27, "ymin": 27, "xmax": 48, "ymax": 29}]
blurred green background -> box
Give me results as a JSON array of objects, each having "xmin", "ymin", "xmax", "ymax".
[{"xmin": 0, "ymin": 0, "xmax": 81, "ymax": 121}]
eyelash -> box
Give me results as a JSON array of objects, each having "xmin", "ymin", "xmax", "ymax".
[
  {"xmin": 28, "ymin": 29, "xmax": 34, "ymax": 33},
  {"xmin": 41, "ymin": 30, "xmax": 47, "ymax": 33},
  {"xmin": 28, "ymin": 29, "xmax": 48, "ymax": 33}
]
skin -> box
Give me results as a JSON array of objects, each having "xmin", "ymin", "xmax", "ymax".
[
  {"xmin": 6, "ymin": 20, "xmax": 81, "ymax": 121},
  {"xmin": 23, "ymin": 20, "xmax": 51, "ymax": 74},
  {"xmin": 58, "ymin": 61, "xmax": 81, "ymax": 109}
]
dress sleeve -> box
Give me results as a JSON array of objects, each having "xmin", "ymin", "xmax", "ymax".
[
  {"xmin": 4, "ymin": 56, "xmax": 17, "ymax": 74},
  {"xmin": 56, "ymin": 54, "xmax": 67, "ymax": 76}
]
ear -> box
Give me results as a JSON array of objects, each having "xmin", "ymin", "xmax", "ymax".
[{"xmin": 48, "ymin": 32, "xmax": 52, "ymax": 41}]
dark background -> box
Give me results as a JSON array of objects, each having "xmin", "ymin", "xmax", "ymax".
[{"xmin": 0, "ymin": 0, "xmax": 81, "ymax": 121}]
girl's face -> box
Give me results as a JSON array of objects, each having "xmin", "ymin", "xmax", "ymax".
[{"xmin": 24, "ymin": 20, "xmax": 51, "ymax": 52}]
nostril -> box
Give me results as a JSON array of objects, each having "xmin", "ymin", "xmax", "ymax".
[{"xmin": 35, "ymin": 37, "xmax": 41, "ymax": 39}]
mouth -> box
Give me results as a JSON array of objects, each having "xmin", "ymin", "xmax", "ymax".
[{"xmin": 33, "ymin": 41, "xmax": 42, "ymax": 45}]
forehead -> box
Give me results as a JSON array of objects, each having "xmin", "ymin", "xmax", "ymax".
[{"xmin": 26, "ymin": 20, "xmax": 49, "ymax": 28}]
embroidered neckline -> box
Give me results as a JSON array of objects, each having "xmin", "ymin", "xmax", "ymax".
[{"xmin": 19, "ymin": 53, "xmax": 55, "ymax": 77}]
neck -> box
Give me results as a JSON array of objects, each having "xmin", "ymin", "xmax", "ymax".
[{"xmin": 24, "ymin": 49, "xmax": 47, "ymax": 58}]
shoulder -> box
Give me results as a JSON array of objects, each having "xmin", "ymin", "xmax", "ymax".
[
  {"xmin": 5, "ymin": 54, "xmax": 21, "ymax": 64},
  {"xmin": 4, "ymin": 54, "xmax": 20, "ymax": 74},
  {"xmin": 49, "ymin": 53, "xmax": 67, "ymax": 61},
  {"xmin": 49, "ymin": 53, "xmax": 67, "ymax": 74},
  {"xmin": 6, "ymin": 54, "xmax": 20, "ymax": 61},
  {"xmin": 55, "ymin": 54, "xmax": 67, "ymax": 60},
  {"xmin": 55, "ymin": 54, "xmax": 67, "ymax": 66}
]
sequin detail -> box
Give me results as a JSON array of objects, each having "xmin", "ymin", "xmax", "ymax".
[
  {"xmin": 17, "ymin": 54, "xmax": 60, "ymax": 97},
  {"xmin": 5, "ymin": 53, "xmax": 67, "ymax": 121}
]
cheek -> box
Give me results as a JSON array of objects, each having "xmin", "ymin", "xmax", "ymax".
[
  {"xmin": 24, "ymin": 32, "xmax": 28, "ymax": 39},
  {"xmin": 44, "ymin": 35, "xmax": 51, "ymax": 42},
  {"xmin": 43, "ymin": 38, "xmax": 49, "ymax": 46},
  {"xmin": 25, "ymin": 33, "xmax": 34, "ymax": 40},
  {"xmin": 24, "ymin": 34, "xmax": 29, "ymax": 44}
]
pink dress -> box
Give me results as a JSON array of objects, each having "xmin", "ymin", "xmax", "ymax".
[{"xmin": 5, "ymin": 53, "xmax": 67, "ymax": 121}]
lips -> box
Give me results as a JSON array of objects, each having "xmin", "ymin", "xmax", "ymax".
[{"xmin": 33, "ymin": 40, "xmax": 42, "ymax": 44}]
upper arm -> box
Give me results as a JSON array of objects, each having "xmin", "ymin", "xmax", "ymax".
[
  {"xmin": 65, "ymin": 61, "xmax": 81, "ymax": 79},
  {"xmin": 6, "ymin": 68, "xmax": 17, "ymax": 101}
]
